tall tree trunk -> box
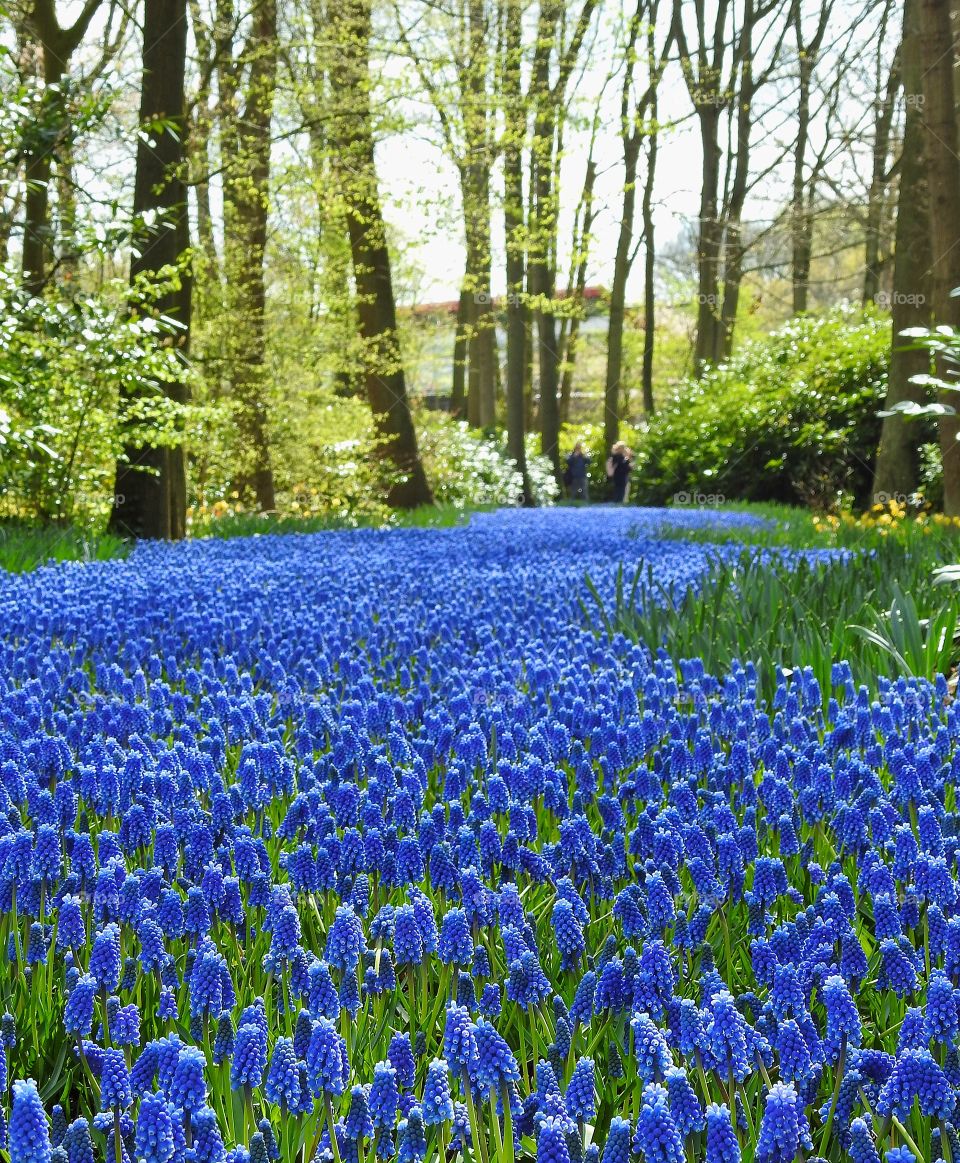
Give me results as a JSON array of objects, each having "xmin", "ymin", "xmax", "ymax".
[
  {"xmin": 790, "ymin": 0, "xmax": 833, "ymax": 314},
  {"xmin": 532, "ymin": 153, "xmax": 561, "ymax": 475},
  {"xmin": 791, "ymin": 56, "xmax": 813, "ymax": 314},
  {"xmin": 718, "ymin": 0, "xmax": 769, "ymax": 359},
  {"xmin": 503, "ymin": 0, "xmax": 531, "ymax": 502},
  {"xmin": 863, "ymin": 12, "xmax": 900, "ymax": 305},
  {"xmin": 717, "ymin": 93, "xmax": 752, "ymax": 359},
  {"xmin": 22, "ymin": 0, "xmax": 104, "ymax": 294},
  {"xmin": 222, "ymin": 0, "xmax": 278, "ymax": 512},
  {"xmin": 22, "ymin": 58, "xmax": 63, "ymax": 295},
  {"xmin": 605, "ymin": 136, "xmax": 639, "ymax": 451},
  {"xmin": 874, "ymin": 0, "xmax": 930, "ymax": 500},
  {"xmin": 462, "ymin": 0, "xmax": 496, "ymax": 429},
  {"xmin": 693, "ymin": 107, "xmax": 723, "ymax": 373},
  {"xmin": 640, "ymin": 94, "xmax": 658, "ymax": 414},
  {"xmin": 451, "ymin": 287, "xmax": 469, "ymax": 418},
  {"xmin": 529, "ymin": 5, "xmax": 560, "ymax": 474},
  {"xmin": 557, "ymin": 157, "xmax": 596, "ymax": 424},
  {"xmin": 56, "ymin": 150, "xmax": 78, "ymax": 279},
  {"xmin": 919, "ymin": 0, "xmax": 960, "ymax": 513},
  {"xmin": 109, "ymin": 0, "xmax": 190, "ymax": 539},
  {"xmin": 462, "ymin": 181, "xmax": 496, "ymax": 429},
  {"xmin": 303, "ymin": 20, "xmax": 362, "ymax": 402},
  {"xmin": 329, "ymin": 0, "xmax": 432, "ymax": 509}
]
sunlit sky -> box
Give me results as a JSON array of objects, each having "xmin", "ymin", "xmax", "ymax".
[
  {"xmin": 47, "ymin": 0, "xmax": 895, "ymax": 306},
  {"xmin": 373, "ymin": 0, "xmax": 893, "ymax": 304}
]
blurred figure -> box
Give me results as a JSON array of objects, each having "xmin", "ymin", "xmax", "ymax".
[
  {"xmin": 606, "ymin": 442, "xmax": 633, "ymax": 503},
  {"xmin": 564, "ymin": 441, "xmax": 591, "ymax": 502}
]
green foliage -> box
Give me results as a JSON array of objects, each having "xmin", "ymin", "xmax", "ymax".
[
  {"xmin": 630, "ymin": 310, "xmax": 892, "ymax": 509},
  {"xmin": 0, "ymin": 521, "xmax": 129, "ymax": 573},
  {"xmin": 190, "ymin": 404, "xmax": 558, "ymax": 531},
  {"xmin": 187, "ymin": 504, "xmax": 477, "ymax": 539},
  {"xmin": 0, "ymin": 271, "xmax": 194, "ymax": 527},
  {"xmin": 582, "ymin": 515, "xmax": 960, "ymax": 702}
]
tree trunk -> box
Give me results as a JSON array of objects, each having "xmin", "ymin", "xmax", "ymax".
[
  {"xmin": 503, "ymin": 0, "xmax": 531, "ymax": 502},
  {"xmin": 462, "ymin": 189, "xmax": 497, "ymax": 429},
  {"xmin": 786, "ymin": 41, "xmax": 814, "ymax": 316},
  {"xmin": 792, "ymin": 53, "xmax": 814, "ymax": 313},
  {"xmin": 789, "ymin": 0, "xmax": 833, "ymax": 314},
  {"xmin": 56, "ymin": 149, "xmax": 78, "ymax": 279},
  {"xmin": 693, "ymin": 107, "xmax": 723, "ymax": 373},
  {"xmin": 329, "ymin": 0, "xmax": 432, "ymax": 509},
  {"xmin": 874, "ymin": 0, "xmax": 930, "ymax": 500},
  {"xmin": 863, "ymin": 24, "xmax": 900, "ymax": 305},
  {"xmin": 605, "ymin": 136, "xmax": 639, "ymax": 450},
  {"xmin": 640, "ymin": 96, "xmax": 658, "ymax": 414},
  {"xmin": 718, "ymin": 7, "xmax": 760, "ymax": 360},
  {"xmin": 22, "ymin": 58, "xmax": 63, "ymax": 295},
  {"xmin": 22, "ymin": 0, "xmax": 105, "ymax": 294},
  {"xmin": 529, "ymin": 6, "xmax": 561, "ymax": 474},
  {"xmin": 109, "ymin": 0, "xmax": 190, "ymax": 539},
  {"xmin": 918, "ymin": 0, "xmax": 960, "ymax": 513},
  {"xmin": 222, "ymin": 0, "xmax": 278, "ymax": 512},
  {"xmin": 451, "ymin": 287, "xmax": 469, "ymax": 418},
  {"xmin": 461, "ymin": 0, "xmax": 496, "ymax": 429},
  {"xmin": 558, "ymin": 157, "xmax": 596, "ymax": 425}
]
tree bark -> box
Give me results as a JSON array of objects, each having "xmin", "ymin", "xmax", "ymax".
[
  {"xmin": 109, "ymin": 0, "xmax": 190, "ymax": 539},
  {"xmin": 640, "ymin": 90, "xmax": 658, "ymax": 415},
  {"xmin": 222, "ymin": 0, "xmax": 278, "ymax": 512},
  {"xmin": 22, "ymin": 0, "xmax": 104, "ymax": 294},
  {"xmin": 607, "ymin": 0, "xmax": 665, "ymax": 424},
  {"xmin": 558, "ymin": 158, "xmax": 597, "ymax": 424},
  {"xmin": 718, "ymin": 0, "xmax": 785, "ymax": 358},
  {"xmin": 528, "ymin": 0, "xmax": 599, "ymax": 475},
  {"xmin": 918, "ymin": 0, "xmax": 960, "ymax": 513},
  {"xmin": 451, "ymin": 287, "xmax": 470, "ymax": 418},
  {"xmin": 863, "ymin": 9, "xmax": 900, "ymax": 306},
  {"xmin": 693, "ymin": 105, "xmax": 723, "ymax": 372},
  {"xmin": 605, "ymin": 133, "xmax": 640, "ymax": 450},
  {"xmin": 789, "ymin": 0, "xmax": 833, "ymax": 314},
  {"xmin": 529, "ymin": 2, "xmax": 561, "ymax": 474},
  {"xmin": 462, "ymin": 0, "xmax": 497, "ymax": 428},
  {"xmin": 874, "ymin": 0, "xmax": 930, "ymax": 500},
  {"xmin": 718, "ymin": 29, "xmax": 756, "ymax": 359},
  {"xmin": 503, "ymin": 0, "xmax": 531, "ymax": 502},
  {"xmin": 791, "ymin": 56, "xmax": 813, "ymax": 313},
  {"xmin": 329, "ymin": 0, "xmax": 432, "ymax": 509}
]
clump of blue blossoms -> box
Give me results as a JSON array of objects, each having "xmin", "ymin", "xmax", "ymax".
[{"xmin": 0, "ymin": 507, "xmax": 951, "ymax": 1163}]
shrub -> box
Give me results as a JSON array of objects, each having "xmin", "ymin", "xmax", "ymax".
[
  {"xmin": 416, "ymin": 410, "xmax": 558, "ymax": 507},
  {"xmin": 0, "ymin": 271, "xmax": 190, "ymax": 528},
  {"xmin": 191, "ymin": 408, "xmax": 559, "ymax": 531},
  {"xmin": 630, "ymin": 309, "xmax": 892, "ymax": 509}
]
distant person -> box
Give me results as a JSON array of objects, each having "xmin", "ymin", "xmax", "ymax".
[
  {"xmin": 606, "ymin": 441, "xmax": 633, "ymax": 503},
  {"xmin": 565, "ymin": 441, "xmax": 590, "ymax": 501}
]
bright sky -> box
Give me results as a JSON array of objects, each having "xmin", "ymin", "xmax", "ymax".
[{"xmin": 375, "ymin": 0, "xmax": 894, "ymax": 305}]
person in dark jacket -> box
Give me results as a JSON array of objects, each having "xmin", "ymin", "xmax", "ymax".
[
  {"xmin": 606, "ymin": 441, "xmax": 633, "ymax": 503},
  {"xmin": 565, "ymin": 442, "xmax": 590, "ymax": 501}
]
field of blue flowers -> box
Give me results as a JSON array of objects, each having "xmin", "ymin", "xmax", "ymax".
[{"xmin": 0, "ymin": 507, "xmax": 954, "ymax": 1163}]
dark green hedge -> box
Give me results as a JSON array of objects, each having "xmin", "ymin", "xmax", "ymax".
[{"xmin": 633, "ymin": 311, "xmax": 893, "ymax": 509}]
